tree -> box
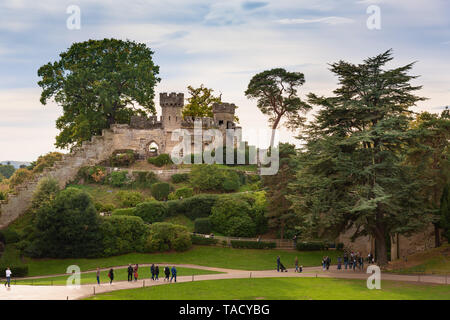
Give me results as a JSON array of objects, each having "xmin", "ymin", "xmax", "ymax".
[
  {"xmin": 38, "ymin": 38, "xmax": 160, "ymax": 150},
  {"xmin": 30, "ymin": 187, "xmax": 102, "ymax": 258},
  {"xmin": 291, "ymin": 50, "xmax": 427, "ymax": 265},
  {"xmin": 263, "ymin": 143, "xmax": 299, "ymax": 239},
  {"xmin": 182, "ymin": 84, "xmax": 222, "ymax": 118},
  {"xmin": 440, "ymin": 184, "xmax": 450, "ymax": 243},
  {"xmin": 407, "ymin": 108, "xmax": 450, "ymax": 246},
  {"xmin": 31, "ymin": 177, "xmax": 60, "ymax": 209},
  {"xmin": 245, "ymin": 68, "xmax": 311, "ymax": 148},
  {"xmin": 0, "ymin": 164, "xmax": 15, "ymax": 179}
]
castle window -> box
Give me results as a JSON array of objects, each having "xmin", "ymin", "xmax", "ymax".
[{"xmin": 219, "ymin": 120, "xmax": 224, "ymax": 125}]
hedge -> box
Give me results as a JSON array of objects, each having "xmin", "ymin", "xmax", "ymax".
[
  {"xmin": 191, "ymin": 235, "xmax": 219, "ymax": 246},
  {"xmin": 296, "ymin": 241, "xmax": 326, "ymax": 251},
  {"xmin": 230, "ymin": 240, "xmax": 276, "ymax": 249},
  {"xmin": 147, "ymin": 154, "xmax": 173, "ymax": 167},
  {"xmin": 134, "ymin": 201, "xmax": 168, "ymax": 223},
  {"xmin": 115, "ymin": 190, "xmax": 145, "ymax": 207},
  {"xmin": 111, "ymin": 208, "xmax": 136, "ymax": 216},
  {"xmin": 151, "ymin": 182, "xmax": 171, "ymax": 201},
  {"xmin": 0, "ymin": 245, "xmax": 28, "ymax": 277},
  {"xmin": 171, "ymin": 173, "xmax": 190, "ymax": 183},
  {"xmin": 194, "ymin": 218, "xmax": 212, "ymax": 234},
  {"xmin": 145, "ymin": 222, "xmax": 192, "ymax": 252},
  {"xmin": 108, "ymin": 171, "xmax": 129, "ymax": 187},
  {"xmin": 0, "ymin": 229, "xmax": 20, "ymax": 244}
]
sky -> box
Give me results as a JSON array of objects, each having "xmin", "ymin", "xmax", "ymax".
[{"xmin": 0, "ymin": 0, "xmax": 449, "ymax": 161}]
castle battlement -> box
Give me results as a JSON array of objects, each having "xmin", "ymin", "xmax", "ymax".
[
  {"xmin": 212, "ymin": 102, "xmax": 236, "ymax": 114},
  {"xmin": 160, "ymin": 92, "xmax": 184, "ymax": 107}
]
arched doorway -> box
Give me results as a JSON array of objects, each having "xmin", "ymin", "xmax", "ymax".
[{"xmin": 147, "ymin": 141, "xmax": 160, "ymax": 157}]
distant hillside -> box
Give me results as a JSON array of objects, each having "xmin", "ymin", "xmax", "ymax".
[{"xmin": 0, "ymin": 161, "xmax": 31, "ymax": 169}]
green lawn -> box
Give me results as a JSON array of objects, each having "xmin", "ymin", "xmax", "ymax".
[
  {"xmin": 86, "ymin": 277, "xmax": 450, "ymax": 300},
  {"xmin": 14, "ymin": 267, "xmax": 221, "ymax": 286},
  {"xmin": 24, "ymin": 246, "xmax": 340, "ymax": 277}
]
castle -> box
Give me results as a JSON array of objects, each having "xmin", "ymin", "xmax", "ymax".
[{"xmin": 127, "ymin": 92, "xmax": 239, "ymax": 159}]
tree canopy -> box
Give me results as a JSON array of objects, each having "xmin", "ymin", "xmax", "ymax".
[{"xmin": 38, "ymin": 38, "xmax": 160, "ymax": 150}]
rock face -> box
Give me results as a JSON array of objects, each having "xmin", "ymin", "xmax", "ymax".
[{"xmin": 0, "ymin": 92, "xmax": 239, "ymax": 228}]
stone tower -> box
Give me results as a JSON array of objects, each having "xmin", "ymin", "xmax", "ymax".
[
  {"xmin": 160, "ymin": 92, "xmax": 184, "ymax": 131},
  {"xmin": 212, "ymin": 102, "xmax": 236, "ymax": 130}
]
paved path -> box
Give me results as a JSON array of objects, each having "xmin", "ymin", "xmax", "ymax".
[{"xmin": 1, "ymin": 266, "xmax": 448, "ymax": 300}]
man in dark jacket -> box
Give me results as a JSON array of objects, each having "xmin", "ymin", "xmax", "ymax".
[
  {"xmin": 127, "ymin": 264, "xmax": 133, "ymax": 282},
  {"xmin": 151, "ymin": 264, "xmax": 155, "ymax": 280},
  {"xmin": 164, "ymin": 266, "xmax": 170, "ymax": 282}
]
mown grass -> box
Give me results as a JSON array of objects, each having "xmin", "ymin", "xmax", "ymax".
[
  {"xmin": 86, "ymin": 277, "xmax": 450, "ymax": 300},
  {"xmin": 14, "ymin": 266, "xmax": 221, "ymax": 286},
  {"xmin": 24, "ymin": 246, "xmax": 340, "ymax": 277}
]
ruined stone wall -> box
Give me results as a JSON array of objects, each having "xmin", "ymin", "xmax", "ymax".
[{"xmin": 391, "ymin": 224, "xmax": 438, "ymax": 260}]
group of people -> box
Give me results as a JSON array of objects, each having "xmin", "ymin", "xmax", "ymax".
[
  {"xmin": 96, "ymin": 264, "xmax": 178, "ymax": 285},
  {"xmin": 277, "ymin": 256, "xmax": 304, "ymax": 273},
  {"xmin": 336, "ymin": 252, "xmax": 374, "ymax": 271},
  {"xmin": 321, "ymin": 256, "xmax": 332, "ymax": 271}
]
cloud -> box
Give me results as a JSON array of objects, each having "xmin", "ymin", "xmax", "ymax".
[
  {"xmin": 276, "ymin": 16, "xmax": 355, "ymax": 25},
  {"xmin": 242, "ymin": 1, "xmax": 269, "ymax": 10}
]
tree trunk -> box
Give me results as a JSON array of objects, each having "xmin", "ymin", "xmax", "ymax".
[
  {"xmin": 434, "ymin": 223, "xmax": 441, "ymax": 248},
  {"xmin": 269, "ymin": 116, "xmax": 282, "ymax": 150},
  {"xmin": 374, "ymin": 224, "xmax": 388, "ymax": 266}
]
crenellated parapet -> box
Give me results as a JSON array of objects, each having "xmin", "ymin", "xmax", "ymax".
[
  {"xmin": 160, "ymin": 92, "xmax": 184, "ymax": 108},
  {"xmin": 212, "ymin": 102, "xmax": 236, "ymax": 114}
]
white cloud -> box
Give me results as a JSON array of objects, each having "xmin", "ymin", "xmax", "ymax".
[{"xmin": 276, "ymin": 16, "xmax": 355, "ymax": 25}]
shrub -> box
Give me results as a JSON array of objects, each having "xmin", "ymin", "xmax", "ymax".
[
  {"xmin": 0, "ymin": 164, "xmax": 15, "ymax": 179},
  {"xmin": 230, "ymin": 240, "xmax": 276, "ymax": 249},
  {"xmin": 100, "ymin": 215, "xmax": 149, "ymax": 256},
  {"xmin": 0, "ymin": 229, "xmax": 20, "ymax": 244},
  {"xmin": 95, "ymin": 203, "xmax": 116, "ymax": 213},
  {"xmin": 145, "ymin": 222, "xmax": 192, "ymax": 252},
  {"xmin": 108, "ymin": 171, "xmax": 129, "ymax": 187},
  {"xmin": 210, "ymin": 197, "xmax": 252, "ymax": 236},
  {"xmin": 191, "ymin": 235, "xmax": 218, "ymax": 245},
  {"xmin": 147, "ymin": 154, "xmax": 173, "ymax": 167},
  {"xmin": 296, "ymin": 241, "xmax": 326, "ymax": 251},
  {"xmin": 111, "ymin": 208, "xmax": 136, "ymax": 216},
  {"xmin": 77, "ymin": 166, "xmax": 107, "ymax": 183},
  {"xmin": 115, "ymin": 190, "xmax": 145, "ymax": 207},
  {"xmin": 0, "ymin": 245, "xmax": 29, "ymax": 277},
  {"xmin": 8, "ymin": 168, "xmax": 33, "ymax": 189},
  {"xmin": 0, "ymin": 190, "xmax": 6, "ymax": 201},
  {"xmin": 222, "ymin": 175, "xmax": 240, "ymax": 192},
  {"xmin": 134, "ymin": 200, "xmax": 168, "ymax": 223},
  {"xmin": 151, "ymin": 182, "xmax": 171, "ymax": 201},
  {"xmin": 109, "ymin": 149, "xmax": 137, "ymax": 167},
  {"xmin": 190, "ymin": 165, "xmax": 225, "ymax": 191},
  {"xmin": 171, "ymin": 173, "xmax": 190, "ymax": 183},
  {"xmin": 194, "ymin": 218, "xmax": 212, "ymax": 234},
  {"xmin": 247, "ymin": 174, "xmax": 260, "ymax": 183},
  {"xmin": 31, "ymin": 152, "xmax": 63, "ymax": 174},
  {"xmin": 132, "ymin": 171, "xmax": 159, "ymax": 187},
  {"xmin": 31, "ymin": 177, "xmax": 60, "ymax": 209},
  {"xmin": 168, "ymin": 187, "xmax": 194, "ymax": 200},
  {"xmin": 178, "ymin": 194, "xmax": 220, "ymax": 220},
  {"xmin": 29, "ymin": 187, "xmax": 103, "ymax": 258}
]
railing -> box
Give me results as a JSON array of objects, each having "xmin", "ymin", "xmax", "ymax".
[{"xmin": 192, "ymin": 233, "xmax": 296, "ymax": 249}]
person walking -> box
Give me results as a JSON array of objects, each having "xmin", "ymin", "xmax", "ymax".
[
  {"xmin": 326, "ymin": 256, "xmax": 331, "ymax": 271},
  {"xmin": 276, "ymin": 256, "xmax": 281, "ymax": 272},
  {"xmin": 344, "ymin": 253, "xmax": 348, "ymax": 270},
  {"xmin": 352, "ymin": 257, "xmax": 357, "ymax": 271},
  {"xmin": 134, "ymin": 264, "xmax": 139, "ymax": 281},
  {"xmin": 170, "ymin": 266, "xmax": 177, "ymax": 283},
  {"xmin": 294, "ymin": 257, "xmax": 299, "ymax": 272},
  {"xmin": 155, "ymin": 265, "xmax": 159, "ymax": 280},
  {"xmin": 108, "ymin": 268, "xmax": 114, "ymax": 284},
  {"xmin": 96, "ymin": 267, "xmax": 100, "ymax": 285},
  {"xmin": 164, "ymin": 266, "xmax": 170, "ymax": 282},
  {"xmin": 337, "ymin": 256, "xmax": 342, "ymax": 270},
  {"xmin": 127, "ymin": 264, "xmax": 133, "ymax": 282},
  {"xmin": 151, "ymin": 264, "xmax": 155, "ymax": 280},
  {"xmin": 4, "ymin": 267, "xmax": 11, "ymax": 288}
]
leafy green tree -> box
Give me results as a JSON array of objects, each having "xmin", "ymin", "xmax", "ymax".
[
  {"xmin": 406, "ymin": 109, "xmax": 450, "ymax": 246},
  {"xmin": 30, "ymin": 187, "xmax": 102, "ymax": 258},
  {"xmin": 145, "ymin": 222, "xmax": 192, "ymax": 252},
  {"xmin": 31, "ymin": 177, "xmax": 60, "ymax": 209},
  {"xmin": 135, "ymin": 200, "xmax": 168, "ymax": 223},
  {"xmin": 151, "ymin": 182, "xmax": 171, "ymax": 201},
  {"xmin": 0, "ymin": 164, "xmax": 15, "ymax": 179},
  {"xmin": 290, "ymin": 50, "xmax": 427, "ymax": 265},
  {"xmin": 38, "ymin": 39, "xmax": 160, "ymax": 150},
  {"xmin": 245, "ymin": 68, "xmax": 311, "ymax": 148},
  {"xmin": 182, "ymin": 84, "xmax": 222, "ymax": 118}
]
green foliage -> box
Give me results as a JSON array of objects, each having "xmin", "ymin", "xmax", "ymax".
[
  {"xmin": 111, "ymin": 207, "xmax": 136, "ymax": 217},
  {"xmin": 190, "ymin": 165, "xmax": 241, "ymax": 192},
  {"xmin": 145, "ymin": 222, "xmax": 192, "ymax": 252},
  {"xmin": 151, "ymin": 182, "xmax": 171, "ymax": 201},
  {"xmin": 31, "ymin": 177, "xmax": 60, "ymax": 209},
  {"xmin": 440, "ymin": 184, "xmax": 450, "ymax": 243},
  {"xmin": 210, "ymin": 197, "xmax": 255, "ymax": 237},
  {"xmin": 115, "ymin": 190, "xmax": 145, "ymax": 207},
  {"xmin": 147, "ymin": 154, "xmax": 173, "ymax": 167},
  {"xmin": 0, "ymin": 229, "xmax": 20, "ymax": 244},
  {"xmin": 0, "ymin": 164, "xmax": 15, "ymax": 179},
  {"xmin": 0, "ymin": 246, "xmax": 28, "ymax": 277},
  {"xmin": 227, "ymin": 215, "xmax": 257, "ymax": 237},
  {"xmin": 38, "ymin": 39, "xmax": 160, "ymax": 150},
  {"xmin": 0, "ymin": 190, "xmax": 7, "ymax": 201},
  {"xmin": 296, "ymin": 241, "xmax": 326, "ymax": 251},
  {"xmin": 191, "ymin": 235, "xmax": 218, "ymax": 246},
  {"xmin": 134, "ymin": 201, "xmax": 168, "ymax": 223},
  {"xmin": 172, "ymin": 194, "xmax": 220, "ymax": 220},
  {"xmin": 108, "ymin": 171, "xmax": 129, "ymax": 187},
  {"xmin": 100, "ymin": 215, "xmax": 149, "ymax": 256},
  {"xmin": 28, "ymin": 187, "xmax": 102, "ymax": 258},
  {"xmin": 8, "ymin": 168, "xmax": 33, "ymax": 189},
  {"xmin": 109, "ymin": 149, "xmax": 137, "ymax": 167},
  {"xmin": 95, "ymin": 202, "xmax": 116, "ymax": 213},
  {"xmin": 132, "ymin": 171, "xmax": 159, "ymax": 187},
  {"xmin": 78, "ymin": 166, "xmax": 107, "ymax": 183},
  {"xmin": 182, "ymin": 84, "xmax": 222, "ymax": 118},
  {"xmin": 168, "ymin": 187, "xmax": 194, "ymax": 200},
  {"xmin": 230, "ymin": 240, "xmax": 276, "ymax": 249},
  {"xmin": 194, "ymin": 218, "xmax": 212, "ymax": 234},
  {"xmin": 171, "ymin": 173, "xmax": 190, "ymax": 183},
  {"xmin": 32, "ymin": 152, "xmax": 63, "ymax": 174}
]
